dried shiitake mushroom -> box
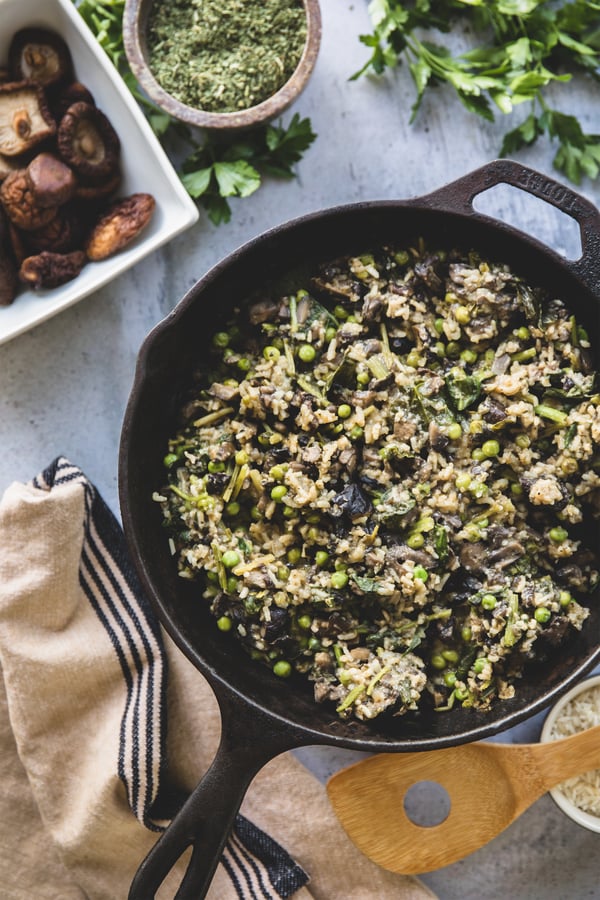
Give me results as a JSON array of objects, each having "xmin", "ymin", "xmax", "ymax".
[
  {"xmin": 75, "ymin": 170, "xmax": 122, "ymax": 202},
  {"xmin": 51, "ymin": 81, "xmax": 95, "ymax": 123},
  {"xmin": 0, "ymin": 82, "xmax": 56, "ymax": 156},
  {"xmin": 0, "ymin": 169, "xmax": 57, "ymax": 231},
  {"xmin": 85, "ymin": 193, "xmax": 155, "ymax": 261},
  {"xmin": 27, "ymin": 207, "xmax": 80, "ymax": 253},
  {"xmin": 26, "ymin": 152, "xmax": 76, "ymax": 207},
  {"xmin": 9, "ymin": 28, "xmax": 73, "ymax": 88},
  {"xmin": 0, "ymin": 153, "xmax": 17, "ymax": 184},
  {"xmin": 58, "ymin": 101, "xmax": 120, "ymax": 181},
  {"xmin": 0, "ymin": 206, "xmax": 18, "ymax": 305},
  {"xmin": 19, "ymin": 249, "xmax": 86, "ymax": 289}
]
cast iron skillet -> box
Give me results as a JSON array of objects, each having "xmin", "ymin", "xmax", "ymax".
[{"xmin": 119, "ymin": 159, "xmax": 600, "ymax": 899}]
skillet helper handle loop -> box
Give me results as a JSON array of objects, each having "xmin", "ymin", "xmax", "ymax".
[
  {"xmin": 418, "ymin": 158, "xmax": 600, "ymax": 297},
  {"xmin": 128, "ymin": 693, "xmax": 299, "ymax": 900}
]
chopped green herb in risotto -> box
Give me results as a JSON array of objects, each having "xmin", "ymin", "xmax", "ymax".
[{"xmin": 155, "ymin": 242, "xmax": 600, "ymax": 721}]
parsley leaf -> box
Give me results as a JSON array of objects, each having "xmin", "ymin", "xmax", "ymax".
[
  {"xmin": 73, "ymin": 0, "xmax": 317, "ymax": 224},
  {"xmin": 355, "ymin": 0, "xmax": 600, "ymax": 185}
]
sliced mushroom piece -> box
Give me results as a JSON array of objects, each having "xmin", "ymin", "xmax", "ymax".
[
  {"xmin": 58, "ymin": 102, "xmax": 120, "ymax": 181},
  {"xmin": 85, "ymin": 192, "xmax": 155, "ymax": 261},
  {"xmin": 7, "ymin": 221, "xmax": 28, "ymax": 266},
  {"xmin": 19, "ymin": 249, "xmax": 86, "ymax": 289},
  {"xmin": 0, "ymin": 169, "xmax": 58, "ymax": 231},
  {"xmin": 0, "ymin": 82, "xmax": 56, "ymax": 156},
  {"xmin": 26, "ymin": 152, "xmax": 77, "ymax": 207},
  {"xmin": 9, "ymin": 28, "xmax": 73, "ymax": 88}
]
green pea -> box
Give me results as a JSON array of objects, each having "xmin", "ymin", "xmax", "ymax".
[
  {"xmin": 257, "ymin": 432, "xmax": 271, "ymax": 447},
  {"xmin": 237, "ymin": 357, "xmax": 251, "ymax": 372},
  {"xmin": 407, "ymin": 532, "xmax": 425, "ymax": 550},
  {"xmin": 235, "ymin": 449, "xmax": 249, "ymax": 466},
  {"xmin": 283, "ymin": 505, "xmax": 296, "ymax": 518},
  {"xmin": 212, "ymin": 332, "xmax": 230, "ymax": 349},
  {"xmin": 216, "ymin": 616, "xmax": 232, "ymax": 632},
  {"xmin": 469, "ymin": 481, "xmax": 489, "ymax": 498},
  {"xmin": 325, "ymin": 326, "xmax": 337, "ymax": 342},
  {"xmin": 406, "ymin": 350, "xmax": 421, "ymax": 368},
  {"xmin": 460, "ymin": 348, "xmax": 478, "ymax": 364},
  {"xmin": 444, "ymin": 671, "xmax": 457, "ymax": 687},
  {"xmin": 308, "ymin": 636, "xmax": 321, "ymax": 651},
  {"xmin": 515, "ymin": 434, "xmax": 530, "ymax": 449},
  {"xmin": 455, "ymin": 305, "xmax": 470, "ymax": 325},
  {"xmin": 446, "ymin": 341, "xmax": 461, "ymax": 358},
  {"xmin": 481, "ymin": 593, "xmax": 497, "ymax": 610},
  {"xmin": 277, "ymin": 566, "xmax": 289, "ymax": 581},
  {"xmin": 163, "ymin": 452, "xmax": 180, "ymax": 468},
  {"xmin": 263, "ymin": 345, "xmax": 280, "ymax": 361},
  {"xmin": 516, "ymin": 326, "xmax": 530, "ymax": 340},
  {"xmin": 559, "ymin": 590, "xmax": 573, "ymax": 607},
  {"xmin": 331, "ymin": 571, "xmax": 349, "ymax": 589},
  {"xmin": 337, "ymin": 404, "xmax": 352, "ymax": 419},
  {"xmin": 298, "ymin": 343, "xmax": 316, "ymax": 363},
  {"xmin": 447, "ymin": 422, "xmax": 462, "ymax": 440},
  {"xmin": 431, "ymin": 654, "xmax": 446, "ymax": 670},
  {"xmin": 511, "ymin": 482, "xmax": 523, "ymax": 497},
  {"xmin": 349, "ymin": 426, "xmax": 364, "ymax": 441},
  {"xmin": 287, "ymin": 547, "xmax": 301, "ymax": 564},
  {"xmin": 535, "ymin": 606, "xmax": 551, "ymax": 624},
  {"xmin": 442, "ymin": 649, "xmax": 459, "ymax": 664},
  {"xmin": 225, "ymin": 501, "xmax": 241, "ymax": 517},
  {"xmin": 222, "ymin": 550, "xmax": 240, "ymax": 569},
  {"xmin": 271, "ymin": 485, "xmax": 287, "ymax": 502},
  {"xmin": 434, "ymin": 317, "xmax": 445, "ymax": 334},
  {"xmin": 414, "ymin": 565, "xmax": 428, "ymax": 582},
  {"xmin": 356, "ymin": 370, "xmax": 370, "ymax": 386},
  {"xmin": 315, "ymin": 550, "xmax": 329, "ymax": 567},
  {"xmin": 270, "ymin": 464, "xmax": 286, "ymax": 481},
  {"xmin": 207, "ymin": 460, "xmax": 225, "ymax": 473},
  {"xmin": 333, "ymin": 304, "xmax": 348, "ymax": 320},
  {"xmin": 461, "ymin": 625, "xmax": 472, "ymax": 642},
  {"xmin": 549, "ymin": 526, "xmax": 568, "ymax": 543},
  {"xmin": 471, "ymin": 447, "xmax": 486, "ymax": 462},
  {"xmin": 226, "ymin": 576, "xmax": 238, "ymax": 593},
  {"xmin": 273, "ymin": 660, "xmax": 292, "ymax": 678},
  {"xmin": 298, "ymin": 614, "xmax": 312, "ymax": 630},
  {"xmin": 481, "ymin": 439, "xmax": 501, "ymax": 458},
  {"xmin": 454, "ymin": 687, "xmax": 469, "ymax": 702},
  {"xmin": 250, "ymin": 505, "xmax": 261, "ymax": 521},
  {"xmin": 473, "ymin": 658, "xmax": 486, "ymax": 674},
  {"xmin": 435, "ymin": 342, "xmax": 446, "ymax": 357},
  {"xmin": 455, "ymin": 473, "xmax": 472, "ymax": 491}
]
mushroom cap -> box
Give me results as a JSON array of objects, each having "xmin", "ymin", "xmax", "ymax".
[
  {"xmin": 26, "ymin": 152, "xmax": 77, "ymax": 208},
  {"xmin": 0, "ymin": 81, "xmax": 56, "ymax": 156},
  {"xmin": 9, "ymin": 28, "xmax": 73, "ymax": 88},
  {"xmin": 57, "ymin": 101, "xmax": 120, "ymax": 181},
  {"xmin": 0, "ymin": 168, "xmax": 58, "ymax": 232},
  {"xmin": 85, "ymin": 192, "xmax": 155, "ymax": 261}
]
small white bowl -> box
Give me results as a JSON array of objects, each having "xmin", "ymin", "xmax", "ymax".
[
  {"xmin": 0, "ymin": 0, "xmax": 199, "ymax": 346},
  {"xmin": 540, "ymin": 673, "xmax": 600, "ymax": 832}
]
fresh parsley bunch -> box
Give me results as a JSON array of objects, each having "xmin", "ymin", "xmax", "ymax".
[
  {"xmin": 355, "ymin": 0, "xmax": 600, "ymax": 184},
  {"xmin": 75, "ymin": 0, "xmax": 316, "ymax": 224}
]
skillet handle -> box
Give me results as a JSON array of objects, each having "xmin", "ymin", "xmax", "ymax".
[
  {"xmin": 418, "ymin": 158, "xmax": 600, "ymax": 297},
  {"xmin": 128, "ymin": 690, "xmax": 301, "ymax": 900}
]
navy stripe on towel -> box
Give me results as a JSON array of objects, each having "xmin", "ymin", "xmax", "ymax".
[{"xmin": 33, "ymin": 457, "xmax": 309, "ymax": 899}]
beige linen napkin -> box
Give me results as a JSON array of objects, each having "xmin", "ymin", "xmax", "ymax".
[{"xmin": 0, "ymin": 458, "xmax": 435, "ymax": 900}]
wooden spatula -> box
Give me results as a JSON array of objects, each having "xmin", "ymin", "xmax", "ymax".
[{"xmin": 327, "ymin": 723, "xmax": 600, "ymax": 873}]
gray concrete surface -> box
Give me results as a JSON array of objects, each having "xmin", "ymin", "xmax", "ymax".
[{"xmin": 1, "ymin": 2, "xmax": 599, "ymax": 897}]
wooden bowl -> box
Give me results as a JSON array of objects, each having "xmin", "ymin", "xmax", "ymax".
[{"xmin": 122, "ymin": 0, "xmax": 322, "ymax": 131}]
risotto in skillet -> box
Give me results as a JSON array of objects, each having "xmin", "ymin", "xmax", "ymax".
[{"xmin": 154, "ymin": 241, "xmax": 600, "ymax": 721}]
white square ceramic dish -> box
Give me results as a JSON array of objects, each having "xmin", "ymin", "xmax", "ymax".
[{"xmin": 0, "ymin": 0, "xmax": 199, "ymax": 346}]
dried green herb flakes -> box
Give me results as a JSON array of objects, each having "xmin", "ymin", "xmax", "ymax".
[{"xmin": 147, "ymin": 0, "xmax": 308, "ymax": 113}]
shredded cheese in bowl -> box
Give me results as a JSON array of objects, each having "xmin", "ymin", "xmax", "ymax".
[{"xmin": 541, "ymin": 674, "xmax": 600, "ymax": 829}]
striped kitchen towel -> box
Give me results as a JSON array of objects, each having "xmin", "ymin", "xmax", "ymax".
[
  {"xmin": 0, "ymin": 457, "xmax": 434, "ymax": 900},
  {"xmin": 0, "ymin": 456, "xmax": 308, "ymax": 899}
]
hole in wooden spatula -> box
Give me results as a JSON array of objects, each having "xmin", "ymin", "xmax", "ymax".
[{"xmin": 403, "ymin": 780, "xmax": 451, "ymax": 828}]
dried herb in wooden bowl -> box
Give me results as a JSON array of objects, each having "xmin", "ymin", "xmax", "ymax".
[{"xmin": 146, "ymin": 0, "xmax": 308, "ymax": 113}]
